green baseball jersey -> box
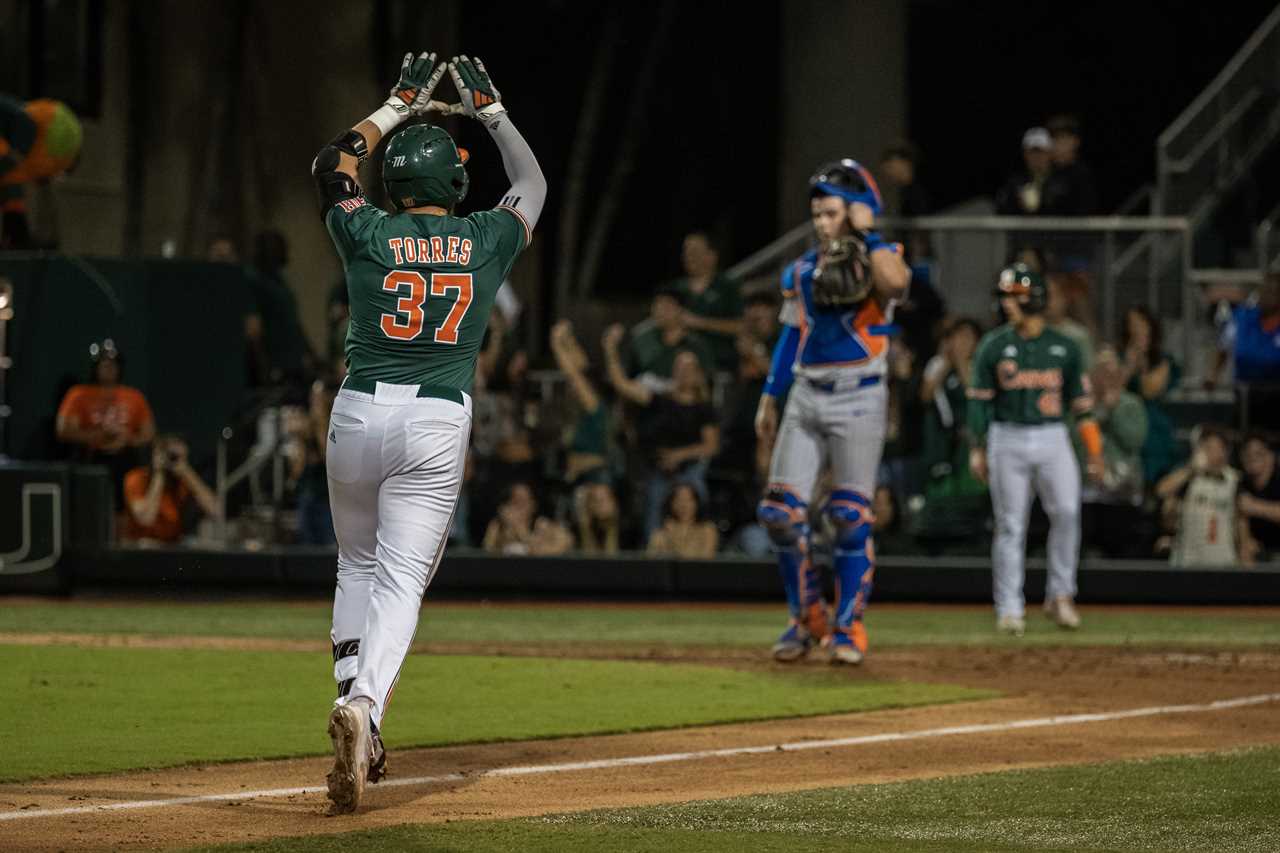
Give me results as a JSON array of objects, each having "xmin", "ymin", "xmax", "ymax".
[
  {"xmin": 966, "ymin": 323, "xmax": 1092, "ymax": 441},
  {"xmin": 325, "ymin": 197, "xmax": 528, "ymax": 392}
]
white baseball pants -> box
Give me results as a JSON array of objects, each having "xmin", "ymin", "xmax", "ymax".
[
  {"xmin": 987, "ymin": 422, "xmax": 1081, "ymax": 619},
  {"xmin": 326, "ymin": 382, "xmax": 471, "ymax": 728}
]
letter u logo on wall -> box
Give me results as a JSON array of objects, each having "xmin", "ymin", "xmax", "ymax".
[{"xmin": 0, "ymin": 483, "xmax": 63, "ymax": 576}]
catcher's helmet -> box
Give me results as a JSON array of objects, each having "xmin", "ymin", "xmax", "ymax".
[
  {"xmin": 994, "ymin": 263, "xmax": 1047, "ymax": 315},
  {"xmin": 383, "ymin": 124, "xmax": 470, "ymax": 211},
  {"xmin": 809, "ymin": 159, "xmax": 883, "ymax": 216}
]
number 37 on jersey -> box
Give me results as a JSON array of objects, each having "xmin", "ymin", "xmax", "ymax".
[{"xmin": 380, "ymin": 270, "xmax": 473, "ymax": 344}]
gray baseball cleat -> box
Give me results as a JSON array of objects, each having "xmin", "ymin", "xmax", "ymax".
[
  {"xmin": 327, "ymin": 697, "xmax": 373, "ymax": 814},
  {"xmin": 1044, "ymin": 596, "xmax": 1082, "ymax": 630},
  {"xmin": 996, "ymin": 614, "xmax": 1026, "ymax": 637}
]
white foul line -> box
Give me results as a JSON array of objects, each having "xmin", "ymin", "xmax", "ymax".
[{"xmin": 1, "ymin": 692, "xmax": 1277, "ymax": 824}]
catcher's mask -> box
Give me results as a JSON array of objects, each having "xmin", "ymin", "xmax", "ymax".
[{"xmin": 809, "ymin": 159, "xmax": 883, "ymax": 217}]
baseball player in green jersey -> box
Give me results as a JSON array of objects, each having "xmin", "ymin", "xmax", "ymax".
[
  {"xmin": 311, "ymin": 50, "xmax": 545, "ymax": 814},
  {"xmin": 967, "ymin": 264, "xmax": 1104, "ymax": 636}
]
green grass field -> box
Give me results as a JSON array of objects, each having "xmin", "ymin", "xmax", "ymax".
[
  {"xmin": 0, "ymin": 644, "xmax": 987, "ymax": 782},
  {"xmin": 186, "ymin": 746, "xmax": 1280, "ymax": 853},
  {"xmin": 3, "ymin": 600, "xmax": 1279, "ymax": 648}
]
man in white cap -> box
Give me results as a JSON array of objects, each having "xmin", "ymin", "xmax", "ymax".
[{"xmin": 996, "ymin": 127, "xmax": 1054, "ymax": 216}]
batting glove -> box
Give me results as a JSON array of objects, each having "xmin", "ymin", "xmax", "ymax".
[
  {"xmin": 385, "ymin": 51, "xmax": 448, "ymax": 119},
  {"xmin": 449, "ymin": 55, "xmax": 506, "ymax": 127}
]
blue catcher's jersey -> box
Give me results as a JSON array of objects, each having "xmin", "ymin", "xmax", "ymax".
[{"xmin": 779, "ymin": 249, "xmax": 897, "ymax": 381}]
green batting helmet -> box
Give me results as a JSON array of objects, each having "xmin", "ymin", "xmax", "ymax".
[
  {"xmin": 994, "ymin": 263, "xmax": 1047, "ymax": 315},
  {"xmin": 382, "ymin": 123, "xmax": 469, "ymax": 211}
]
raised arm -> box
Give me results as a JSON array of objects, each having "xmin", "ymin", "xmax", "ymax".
[
  {"xmin": 311, "ymin": 51, "xmax": 446, "ymax": 213},
  {"xmin": 449, "ymin": 56, "xmax": 546, "ymax": 236},
  {"xmin": 550, "ymin": 320, "xmax": 601, "ymax": 413},
  {"xmin": 601, "ymin": 324, "xmax": 653, "ymax": 406}
]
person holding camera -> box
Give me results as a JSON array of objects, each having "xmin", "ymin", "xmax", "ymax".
[{"xmin": 120, "ymin": 435, "xmax": 219, "ymax": 544}]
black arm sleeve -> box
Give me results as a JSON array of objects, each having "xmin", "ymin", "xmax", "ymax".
[{"xmin": 310, "ymin": 130, "xmax": 368, "ymax": 217}]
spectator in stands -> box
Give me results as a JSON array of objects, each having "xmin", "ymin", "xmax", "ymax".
[
  {"xmin": 1046, "ymin": 114, "xmax": 1098, "ymax": 216},
  {"xmin": 623, "ymin": 286, "xmax": 716, "ymax": 382},
  {"xmin": 121, "ymin": 434, "xmax": 219, "ymax": 544},
  {"xmin": 879, "ymin": 141, "xmax": 932, "ymax": 220},
  {"xmin": 287, "ymin": 376, "xmax": 338, "ymax": 546},
  {"xmin": 720, "ymin": 290, "xmax": 780, "ymax": 486},
  {"xmin": 1078, "ymin": 347, "xmax": 1150, "ymax": 557},
  {"xmin": 1032, "ymin": 115, "xmax": 1100, "ymax": 328},
  {"xmin": 1211, "ymin": 274, "xmax": 1280, "ymax": 432},
  {"xmin": 573, "ymin": 480, "xmax": 621, "ymax": 554},
  {"xmin": 1119, "ymin": 305, "xmax": 1181, "ymax": 485},
  {"xmin": 550, "ymin": 320, "xmax": 611, "ymax": 485},
  {"xmin": 207, "ymin": 235, "xmax": 239, "ymax": 263},
  {"xmin": 895, "ymin": 270, "xmax": 947, "ymax": 364},
  {"xmin": 646, "ymin": 482, "xmax": 719, "ymax": 558},
  {"xmin": 1239, "ymin": 432, "xmax": 1280, "ymax": 561},
  {"xmin": 604, "ymin": 326, "xmax": 720, "ymax": 542},
  {"xmin": 881, "ymin": 334, "xmax": 922, "ymax": 513},
  {"xmin": 1045, "ymin": 273, "xmax": 1093, "ymax": 370},
  {"xmin": 481, "ymin": 482, "xmax": 574, "ymax": 556},
  {"xmin": 56, "ymin": 339, "xmax": 155, "ymax": 492},
  {"xmin": 919, "ymin": 318, "xmax": 985, "ymax": 498},
  {"xmin": 714, "ymin": 290, "xmax": 783, "ymax": 555},
  {"xmin": 995, "ymin": 128, "xmax": 1055, "ymax": 216},
  {"xmin": 879, "ymin": 141, "xmax": 932, "ymax": 255},
  {"xmin": 726, "ymin": 286, "xmax": 781, "ymax": 551},
  {"xmin": 246, "ymin": 229, "xmax": 315, "ymax": 388},
  {"xmin": 1155, "ymin": 427, "xmax": 1251, "ymax": 567},
  {"xmin": 670, "ymin": 232, "xmax": 743, "ymax": 372},
  {"xmin": 911, "ymin": 319, "xmax": 989, "ymax": 544}
]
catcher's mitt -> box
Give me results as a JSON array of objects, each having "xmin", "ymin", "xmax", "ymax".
[{"xmin": 812, "ymin": 233, "xmax": 872, "ymax": 311}]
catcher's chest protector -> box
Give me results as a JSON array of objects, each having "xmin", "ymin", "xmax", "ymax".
[{"xmin": 786, "ymin": 249, "xmax": 893, "ymax": 371}]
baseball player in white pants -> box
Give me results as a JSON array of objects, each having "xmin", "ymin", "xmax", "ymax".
[
  {"xmin": 968, "ymin": 264, "xmax": 1104, "ymax": 635},
  {"xmin": 312, "ymin": 51, "xmax": 545, "ymax": 812},
  {"xmin": 755, "ymin": 160, "xmax": 910, "ymax": 665}
]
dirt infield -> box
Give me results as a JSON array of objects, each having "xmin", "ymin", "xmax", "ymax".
[{"xmin": 2, "ymin": 637, "xmax": 1279, "ymax": 852}]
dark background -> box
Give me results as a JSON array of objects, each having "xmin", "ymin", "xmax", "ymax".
[
  {"xmin": 907, "ymin": 0, "xmax": 1280, "ymax": 212},
  {"xmin": 4, "ymin": 0, "xmax": 1277, "ymax": 297},
  {"xmin": 441, "ymin": 1, "xmax": 1278, "ymax": 293}
]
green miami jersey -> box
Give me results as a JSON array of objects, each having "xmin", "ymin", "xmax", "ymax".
[
  {"xmin": 966, "ymin": 324, "xmax": 1092, "ymax": 437},
  {"xmin": 325, "ymin": 197, "xmax": 528, "ymax": 392}
]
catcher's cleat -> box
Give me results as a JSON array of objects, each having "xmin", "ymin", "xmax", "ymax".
[
  {"xmin": 1043, "ymin": 596, "xmax": 1081, "ymax": 630},
  {"xmin": 771, "ymin": 620, "xmax": 817, "ymax": 662},
  {"xmin": 996, "ymin": 614, "xmax": 1026, "ymax": 637},
  {"xmin": 327, "ymin": 698, "xmax": 373, "ymax": 814},
  {"xmin": 824, "ymin": 621, "xmax": 868, "ymax": 666}
]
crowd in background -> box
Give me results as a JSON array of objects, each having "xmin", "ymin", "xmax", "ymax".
[{"xmin": 36, "ymin": 117, "xmax": 1280, "ymax": 565}]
